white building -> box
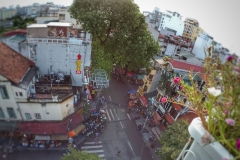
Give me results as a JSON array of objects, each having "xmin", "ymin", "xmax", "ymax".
[
  {"xmin": 192, "ymin": 33, "xmax": 213, "ymax": 60},
  {"xmin": 158, "ymin": 11, "xmax": 184, "ymax": 36},
  {"xmin": 0, "ymin": 42, "xmax": 76, "ymax": 122},
  {"xmin": 35, "ymin": 7, "xmax": 78, "ymax": 26},
  {"xmin": 27, "ymin": 22, "xmax": 91, "ymax": 87}
]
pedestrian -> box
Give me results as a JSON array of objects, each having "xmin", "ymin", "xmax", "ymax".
[
  {"xmin": 95, "ymin": 132, "xmax": 99, "ymax": 138},
  {"xmin": 91, "ymin": 89, "xmax": 95, "ymax": 100},
  {"xmin": 117, "ymin": 150, "xmax": 121, "ymax": 155}
]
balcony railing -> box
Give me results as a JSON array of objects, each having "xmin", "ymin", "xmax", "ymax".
[{"xmin": 27, "ymin": 38, "xmax": 91, "ymax": 45}]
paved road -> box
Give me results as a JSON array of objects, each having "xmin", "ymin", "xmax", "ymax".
[
  {"xmin": 94, "ymin": 78, "xmax": 153, "ymax": 160},
  {"xmin": 3, "ymin": 150, "xmax": 65, "ymax": 160},
  {"xmin": 5, "ymin": 78, "xmax": 152, "ymax": 160}
]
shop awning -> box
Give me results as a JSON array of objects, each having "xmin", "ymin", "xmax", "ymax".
[
  {"xmin": 152, "ymin": 112, "xmax": 162, "ymax": 124},
  {"xmin": 74, "ymin": 124, "xmax": 85, "ymax": 135},
  {"xmin": 35, "ymin": 135, "xmax": 50, "ymax": 140},
  {"xmin": 139, "ymin": 96, "xmax": 148, "ymax": 107},
  {"xmin": 50, "ymin": 134, "xmax": 68, "ymax": 140},
  {"xmin": 68, "ymin": 124, "xmax": 85, "ymax": 138}
]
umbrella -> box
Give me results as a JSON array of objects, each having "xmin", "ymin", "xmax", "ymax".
[{"xmin": 100, "ymin": 110, "xmax": 106, "ymax": 114}]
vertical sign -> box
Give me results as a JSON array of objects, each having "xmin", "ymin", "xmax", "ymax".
[{"xmin": 76, "ymin": 54, "xmax": 82, "ymax": 74}]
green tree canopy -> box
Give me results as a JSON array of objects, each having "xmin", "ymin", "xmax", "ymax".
[
  {"xmin": 69, "ymin": 0, "xmax": 160, "ymax": 74},
  {"xmin": 157, "ymin": 120, "xmax": 190, "ymax": 160},
  {"xmin": 61, "ymin": 148, "xmax": 103, "ymax": 160}
]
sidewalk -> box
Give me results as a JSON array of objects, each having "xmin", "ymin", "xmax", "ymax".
[{"xmin": 131, "ymin": 112, "xmax": 161, "ymax": 160}]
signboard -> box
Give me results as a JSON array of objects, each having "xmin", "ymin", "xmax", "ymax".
[{"xmin": 76, "ymin": 54, "xmax": 82, "ymax": 74}]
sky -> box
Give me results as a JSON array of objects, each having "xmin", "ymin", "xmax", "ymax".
[{"xmin": 1, "ymin": 0, "xmax": 240, "ymax": 56}]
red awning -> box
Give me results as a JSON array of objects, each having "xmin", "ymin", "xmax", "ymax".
[
  {"xmin": 17, "ymin": 112, "xmax": 84, "ymax": 135},
  {"xmin": 139, "ymin": 96, "xmax": 148, "ymax": 107}
]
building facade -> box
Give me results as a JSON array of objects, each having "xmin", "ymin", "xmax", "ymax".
[
  {"xmin": 27, "ymin": 22, "xmax": 91, "ymax": 87},
  {"xmin": 0, "ymin": 7, "xmax": 17, "ymax": 20},
  {"xmin": 192, "ymin": 33, "xmax": 213, "ymax": 60},
  {"xmin": 158, "ymin": 11, "xmax": 184, "ymax": 36},
  {"xmin": 182, "ymin": 18, "xmax": 204, "ymax": 42}
]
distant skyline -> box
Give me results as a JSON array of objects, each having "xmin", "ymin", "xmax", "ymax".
[{"xmin": 1, "ymin": 0, "xmax": 240, "ymax": 56}]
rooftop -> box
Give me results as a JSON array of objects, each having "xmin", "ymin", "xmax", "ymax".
[
  {"xmin": 170, "ymin": 59, "xmax": 204, "ymax": 73},
  {"xmin": 3, "ymin": 29, "xmax": 27, "ymax": 37},
  {"xmin": 0, "ymin": 43, "xmax": 35, "ymax": 84},
  {"xmin": 27, "ymin": 24, "xmax": 48, "ymax": 28},
  {"xmin": 47, "ymin": 22, "xmax": 73, "ymax": 27},
  {"xmin": 17, "ymin": 111, "xmax": 84, "ymax": 134}
]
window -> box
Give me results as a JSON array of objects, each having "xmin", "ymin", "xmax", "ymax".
[
  {"xmin": 7, "ymin": 108, "xmax": 16, "ymax": 118},
  {"xmin": 0, "ymin": 108, "xmax": 4, "ymax": 118},
  {"xmin": 34, "ymin": 113, "xmax": 41, "ymax": 119},
  {"xmin": 59, "ymin": 14, "xmax": 65, "ymax": 20},
  {"xmin": 25, "ymin": 113, "xmax": 31, "ymax": 120},
  {"xmin": 0, "ymin": 86, "xmax": 9, "ymax": 99},
  {"xmin": 19, "ymin": 92, "xmax": 23, "ymax": 97},
  {"xmin": 15, "ymin": 92, "xmax": 18, "ymax": 96}
]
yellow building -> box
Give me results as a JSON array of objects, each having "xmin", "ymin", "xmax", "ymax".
[
  {"xmin": 0, "ymin": 8, "xmax": 17, "ymax": 20},
  {"xmin": 182, "ymin": 18, "xmax": 204, "ymax": 42}
]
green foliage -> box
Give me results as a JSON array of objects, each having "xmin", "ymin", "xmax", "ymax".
[
  {"xmin": 13, "ymin": 16, "xmax": 35, "ymax": 29},
  {"xmin": 157, "ymin": 70, "xmax": 174, "ymax": 96},
  {"xmin": 61, "ymin": 147, "xmax": 103, "ymax": 160},
  {"xmin": 179, "ymin": 46, "xmax": 240, "ymax": 158},
  {"xmin": 69, "ymin": 0, "xmax": 160, "ymax": 74},
  {"xmin": 82, "ymin": 102, "xmax": 92, "ymax": 116},
  {"xmin": 157, "ymin": 120, "xmax": 189, "ymax": 160}
]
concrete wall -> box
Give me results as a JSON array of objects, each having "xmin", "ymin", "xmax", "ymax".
[
  {"xmin": 18, "ymin": 96, "xmax": 74, "ymax": 121},
  {"xmin": 33, "ymin": 41, "xmax": 91, "ymax": 86},
  {"xmin": 192, "ymin": 34, "xmax": 213, "ymax": 60},
  {"xmin": 0, "ymin": 75, "xmax": 23, "ymax": 121},
  {"xmin": 35, "ymin": 17, "xmax": 59, "ymax": 24}
]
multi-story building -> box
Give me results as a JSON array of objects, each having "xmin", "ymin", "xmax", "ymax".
[
  {"xmin": 182, "ymin": 18, "xmax": 205, "ymax": 42},
  {"xmin": 35, "ymin": 7, "xmax": 77, "ymax": 25},
  {"xmin": 192, "ymin": 33, "xmax": 213, "ymax": 60},
  {"xmin": 140, "ymin": 56, "xmax": 204, "ymax": 94},
  {"xmin": 0, "ymin": 7, "xmax": 17, "ymax": 20},
  {"xmin": 27, "ymin": 22, "xmax": 91, "ymax": 87},
  {"xmin": 158, "ymin": 10, "xmax": 184, "ymax": 36},
  {"xmin": 0, "ymin": 42, "xmax": 84, "ymax": 139}
]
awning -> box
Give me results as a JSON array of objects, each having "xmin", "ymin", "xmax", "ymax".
[
  {"xmin": 139, "ymin": 96, "xmax": 148, "ymax": 107},
  {"xmin": 0, "ymin": 122, "xmax": 17, "ymax": 131},
  {"xmin": 152, "ymin": 112, "xmax": 162, "ymax": 124},
  {"xmin": 74, "ymin": 124, "xmax": 85, "ymax": 135},
  {"xmin": 50, "ymin": 134, "xmax": 68, "ymax": 140},
  {"xmin": 35, "ymin": 135, "xmax": 50, "ymax": 140},
  {"xmin": 68, "ymin": 124, "xmax": 85, "ymax": 138}
]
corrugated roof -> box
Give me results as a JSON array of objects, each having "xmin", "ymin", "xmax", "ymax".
[
  {"xmin": 0, "ymin": 42, "xmax": 35, "ymax": 84},
  {"xmin": 47, "ymin": 22, "xmax": 72, "ymax": 27},
  {"xmin": 27, "ymin": 24, "xmax": 48, "ymax": 28},
  {"xmin": 3, "ymin": 29, "xmax": 27, "ymax": 37},
  {"xmin": 170, "ymin": 59, "xmax": 204, "ymax": 73},
  {"xmin": 17, "ymin": 112, "xmax": 84, "ymax": 135}
]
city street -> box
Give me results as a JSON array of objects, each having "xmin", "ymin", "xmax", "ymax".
[{"xmin": 4, "ymin": 78, "xmax": 153, "ymax": 160}]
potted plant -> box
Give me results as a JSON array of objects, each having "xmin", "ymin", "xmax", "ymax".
[{"xmin": 174, "ymin": 47, "xmax": 240, "ymax": 159}]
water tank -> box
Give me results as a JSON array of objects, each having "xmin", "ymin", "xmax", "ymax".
[
  {"xmin": 58, "ymin": 73, "xmax": 64, "ymax": 80},
  {"xmin": 79, "ymin": 31, "xmax": 86, "ymax": 38},
  {"xmin": 74, "ymin": 95, "xmax": 77, "ymax": 104},
  {"xmin": 50, "ymin": 71, "xmax": 55, "ymax": 79}
]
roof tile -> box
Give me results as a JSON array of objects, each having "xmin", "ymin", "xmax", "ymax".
[
  {"xmin": 169, "ymin": 59, "xmax": 204, "ymax": 73},
  {"xmin": 0, "ymin": 42, "xmax": 35, "ymax": 84}
]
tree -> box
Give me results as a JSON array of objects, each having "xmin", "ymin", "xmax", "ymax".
[
  {"xmin": 61, "ymin": 148, "xmax": 103, "ymax": 160},
  {"xmin": 69, "ymin": 0, "xmax": 160, "ymax": 74},
  {"xmin": 157, "ymin": 120, "xmax": 190, "ymax": 160}
]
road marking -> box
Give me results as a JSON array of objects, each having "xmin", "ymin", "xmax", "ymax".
[
  {"xmin": 81, "ymin": 145, "xmax": 103, "ymax": 149},
  {"xmin": 109, "ymin": 109, "xmax": 115, "ymax": 121},
  {"xmin": 128, "ymin": 141, "xmax": 133, "ymax": 150},
  {"xmin": 99, "ymin": 154, "xmax": 105, "ymax": 158},
  {"xmin": 121, "ymin": 109, "xmax": 125, "ymax": 112},
  {"xmin": 127, "ymin": 113, "xmax": 131, "ymax": 120},
  {"xmin": 119, "ymin": 121, "xmax": 123, "ymax": 128},
  {"xmin": 86, "ymin": 150, "xmax": 104, "ymax": 153},
  {"xmin": 109, "ymin": 96, "xmax": 112, "ymax": 101},
  {"xmin": 84, "ymin": 142, "xmax": 102, "ymax": 145},
  {"xmin": 106, "ymin": 110, "xmax": 111, "ymax": 121}
]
